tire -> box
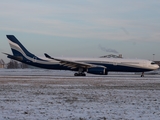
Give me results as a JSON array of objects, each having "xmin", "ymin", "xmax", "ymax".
[{"xmin": 74, "ymin": 73, "xmax": 78, "ymax": 76}]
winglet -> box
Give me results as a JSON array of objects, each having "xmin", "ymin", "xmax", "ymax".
[{"xmin": 44, "ymin": 53, "xmax": 52, "ymax": 59}]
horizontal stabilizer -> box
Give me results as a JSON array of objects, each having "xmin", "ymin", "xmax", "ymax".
[
  {"xmin": 2, "ymin": 52, "xmax": 23, "ymax": 61},
  {"xmin": 2, "ymin": 52, "xmax": 11, "ymax": 56}
]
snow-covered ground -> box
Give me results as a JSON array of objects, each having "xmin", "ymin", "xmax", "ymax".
[{"xmin": 0, "ymin": 69, "xmax": 160, "ymax": 120}]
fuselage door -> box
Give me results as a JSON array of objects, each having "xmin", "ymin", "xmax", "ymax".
[{"xmin": 33, "ymin": 56, "xmax": 37, "ymax": 62}]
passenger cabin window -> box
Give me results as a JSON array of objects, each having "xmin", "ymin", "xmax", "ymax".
[{"xmin": 151, "ymin": 62, "xmax": 156, "ymax": 65}]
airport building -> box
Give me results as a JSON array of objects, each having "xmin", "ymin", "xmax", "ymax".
[
  {"xmin": 154, "ymin": 61, "xmax": 160, "ymax": 66},
  {"xmin": 100, "ymin": 54, "xmax": 123, "ymax": 58}
]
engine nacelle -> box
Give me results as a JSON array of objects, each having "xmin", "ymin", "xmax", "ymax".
[{"xmin": 87, "ymin": 67, "xmax": 107, "ymax": 75}]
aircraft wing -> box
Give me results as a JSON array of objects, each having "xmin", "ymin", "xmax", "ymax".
[{"xmin": 44, "ymin": 53, "xmax": 97, "ymax": 69}]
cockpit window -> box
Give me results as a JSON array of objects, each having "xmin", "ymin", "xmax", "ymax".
[{"xmin": 151, "ymin": 62, "xmax": 156, "ymax": 64}]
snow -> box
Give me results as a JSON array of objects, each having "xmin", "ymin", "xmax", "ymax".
[{"xmin": 0, "ymin": 69, "xmax": 160, "ymax": 120}]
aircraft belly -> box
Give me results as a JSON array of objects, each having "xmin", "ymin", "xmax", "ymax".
[{"xmin": 88, "ymin": 63, "xmax": 151, "ymax": 72}]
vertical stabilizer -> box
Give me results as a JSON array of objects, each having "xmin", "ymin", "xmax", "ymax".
[{"xmin": 6, "ymin": 35, "xmax": 34, "ymax": 57}]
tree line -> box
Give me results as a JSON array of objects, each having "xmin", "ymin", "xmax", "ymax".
[{"xmin": 0, "ymin": 59, "xmax": 28, "ymax": 69}]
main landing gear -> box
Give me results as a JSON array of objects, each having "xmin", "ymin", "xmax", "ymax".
[
  {"xmin": 74, "ymin": 68, "xmax": 86, "ymax": 76},
  {"xmin": 74, "ymin": 72, "xmax": 86, "ymax": 76},
  {"xmin": 141, "ymin": 72, "xmax": 144, "ymax": 77}
]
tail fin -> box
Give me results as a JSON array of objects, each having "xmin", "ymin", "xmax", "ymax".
[{"xmin": 6, "ymin": 35, "xmax": 34, "ymax": 58}]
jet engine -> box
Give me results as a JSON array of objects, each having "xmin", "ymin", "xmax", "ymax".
[{"xmin": 87, "ymin": 67, "xmax": 107, "ymax": 75}]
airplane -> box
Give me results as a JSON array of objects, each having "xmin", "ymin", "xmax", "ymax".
[{"xmin": 3, "ymin": 35, "xmax": 159, "ymax": 77}]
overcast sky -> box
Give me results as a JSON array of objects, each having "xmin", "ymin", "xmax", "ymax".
[{"xmin": 0, "ymin": 0, "xmax": 160, "ymax": 62}]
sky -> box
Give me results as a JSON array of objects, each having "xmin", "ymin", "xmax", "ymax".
[{"xmin": 0, "ymin": 0, "xmax": 160, "ymax": 63}]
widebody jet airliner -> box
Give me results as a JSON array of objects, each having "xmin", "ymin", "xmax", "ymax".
[{"xmin": 3, "ymin": 35, "xmax": 159, "ymax": 77}]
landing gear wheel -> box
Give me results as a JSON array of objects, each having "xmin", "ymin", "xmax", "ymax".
[
  {"xmin": 74, "ymin": 73, "xmax": 86, "ymax": 76},
  {"xmin": 141, "ymin": 72, "xmax": 144, "ymax": 77},
  {"xmin": 74, "ymin": 73, "xmax": 79, "ymax": 76},
  {"xmin": 81, "ymin": 73, "xmax": 86, "ymax": 76}
]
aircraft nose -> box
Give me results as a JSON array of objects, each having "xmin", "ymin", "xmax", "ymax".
[
  {"xmin": 156, "ymin": 64, "xmax": 159, "ymax": 69},
  {"xmin": 154, "ymin": 64, "xmax": 159, "ymax": 69}
]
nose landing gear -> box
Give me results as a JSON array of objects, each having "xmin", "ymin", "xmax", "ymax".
[{"xmin": 141, "ymin": 72, "xmax": 144, "ymax": 77}]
